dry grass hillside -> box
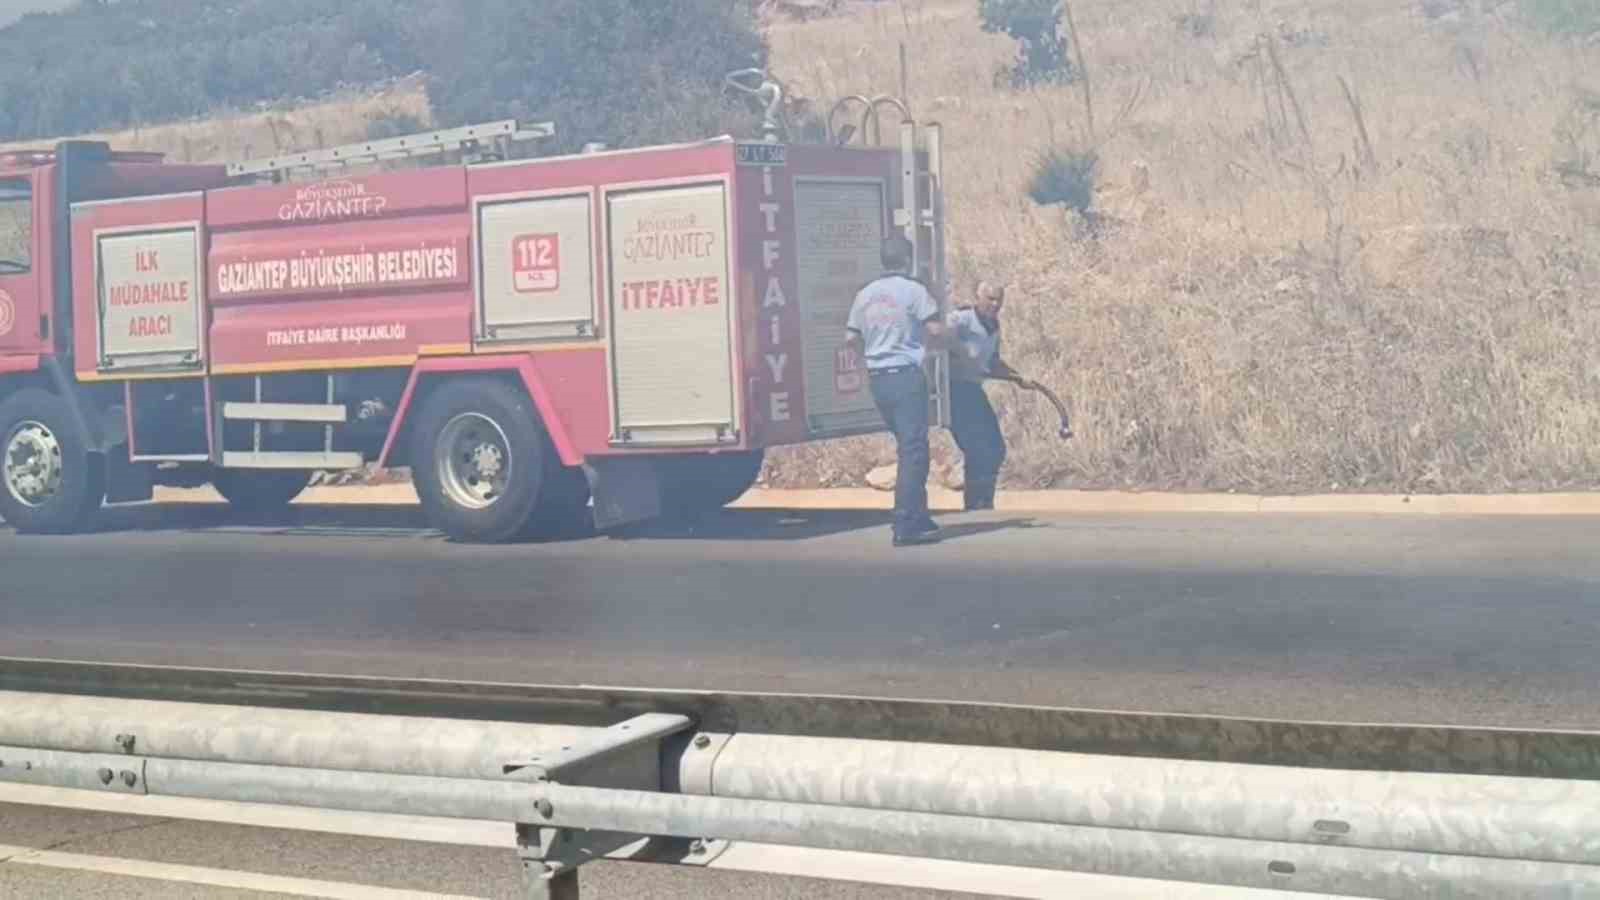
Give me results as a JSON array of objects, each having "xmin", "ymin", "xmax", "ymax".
[
  {"xmin": 0, "ymin": 81, "xmax": 429, "ymax": 163},
  {"xmin": 0, "ymin": 1, "xmax": 69, "ymax": 27},
  {"xmin": 11, "ymin": 0, "xmax": 1598, "ymax": 495},
  {"xmin": 765, "ymin": 0, "xmax": 1600, "ymax": 494}
]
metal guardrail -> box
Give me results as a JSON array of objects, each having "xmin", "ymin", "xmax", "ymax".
[
  {"xmin": 5, "ymin": 656, "xmax": 1600, "ymax": 778},
  {"xmin": 2, "ymin": 657, "xmax": 1599, "ymax": 898}
]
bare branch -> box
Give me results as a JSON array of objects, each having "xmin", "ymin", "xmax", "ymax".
[{"xmin": 1060, "ymin": 0, "xmax": 1095, "ymax": 143}]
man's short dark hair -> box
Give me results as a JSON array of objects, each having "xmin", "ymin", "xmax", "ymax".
[{"xmin": 881, "ymin": 234, "xmax": 914, "ymax": 272}]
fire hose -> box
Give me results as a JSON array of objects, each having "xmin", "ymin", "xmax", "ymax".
[{"xmin": 994, "ymin": 373, "xmax": 1073, "ymax": 440}]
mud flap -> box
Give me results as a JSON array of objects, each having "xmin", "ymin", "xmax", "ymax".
[
  {"xmin": 584, "ymin": 457, "xmax": 663, "ymax": 531},
  {"xmin": 104, "ymin": 445, "xmax": 153, "ymax": 504}
]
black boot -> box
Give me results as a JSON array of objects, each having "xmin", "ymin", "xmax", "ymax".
[{"xmin": 964, "ymin": 478, "xmax": 995, "ymax": 511}]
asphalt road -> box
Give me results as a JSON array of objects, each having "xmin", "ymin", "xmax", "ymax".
[
  {"xmin": 2, "ymin": 501, "xmax": 1598, "ymax": 729},
  {"xmin": 3, "ymin": 501, "xmax": 1596, "ymax": 897}
]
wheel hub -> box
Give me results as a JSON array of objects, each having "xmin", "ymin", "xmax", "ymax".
[
  {"xmin": 4, "ymin": 421, "xmax": 64, "ymax": 508},
  {"xmin": 436, "ymin": 413, "xmax": 513, "ymax": 510},
  {"xmin": 470, "ymin": 444, "xmax": 504, "ymax": 480}
]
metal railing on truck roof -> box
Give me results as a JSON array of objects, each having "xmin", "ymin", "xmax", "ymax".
[{"xmin": 226, "ymin": 119, "xmax": 557, "ymax": 181}]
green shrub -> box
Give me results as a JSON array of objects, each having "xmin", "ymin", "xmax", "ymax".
[
  {"xmin": 1027, "ymin": 146, "xmax": 1098, "ymax": 214},
  {"xmin": 978, "ymin": 0, "xmax": 1077, "ymax": 88},
  {"xmin": 1519, "ymin": 0, "xmax": 1600, "ymax": 37},
  {"xmin": 365, "ymin": 110, "xmax": 428, "ymax": 141},
  {"xmin": 415, "ymin": 0, "xmax": 768, "ymax": 155}
]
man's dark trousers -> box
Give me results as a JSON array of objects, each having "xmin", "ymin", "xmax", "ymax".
[
  {"xmin": 951, "ymin": 379, "xmax": 1005, "ymax": 510},
  {"xmin": 868, "ymin": 366, "xmax": 931, "ymax": 539}
]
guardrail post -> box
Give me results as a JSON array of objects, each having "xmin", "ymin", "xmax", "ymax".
[
  {"xmin": 506, "ymin": 712, "xmax": 696, "ymax": 898},
  {"xmin": 517, "ymin": 824, "xmax": 581, "ymax": 900}
]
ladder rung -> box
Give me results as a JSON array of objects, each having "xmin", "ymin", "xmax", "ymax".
[
  {"xmin": 223, "ymin": 402, "xmax": 347, "ymax": 423},
  {"xmin": 222, "ymin": 451, "xmax": 364, "ymax": 470}
]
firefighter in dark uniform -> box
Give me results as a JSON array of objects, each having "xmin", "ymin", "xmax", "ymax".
[
  {"xmin": 844, "ymin": 235, "xmax": 950, "ymax": 546},
  {"xmin": 947, "ymin": 280, "xmax": 1026, "ymax": 511}
]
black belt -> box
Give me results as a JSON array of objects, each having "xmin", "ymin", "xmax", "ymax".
[{"xmin": 868, "ymin": 365, "xmax": 919, "ymax": 377}]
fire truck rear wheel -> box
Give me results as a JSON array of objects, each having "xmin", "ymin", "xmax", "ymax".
[
  {"xmin": 211, "ymin": 469, "xmax": 311, "ymax": 512},
  {"xmin": 0, "ymin": 388, "xmax": 106, "ymax": 534},
  {"xmin": 411, "ymin": 378, "xmax": 545, "ymax": 543}
]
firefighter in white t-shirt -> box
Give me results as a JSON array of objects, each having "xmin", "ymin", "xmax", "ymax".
[{"xmin": 844, "ymin": 235, "xmax": 951, "ymax": 546}]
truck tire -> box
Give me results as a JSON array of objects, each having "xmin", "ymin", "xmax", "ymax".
[
  {"xmin": 657, "ymin": 449, "xmax": 765, "ymax": 519},
  {"xmin": 212, "ymin": 469, "xmax": 311, "ymax": 512},
  {"xmin": 410, "ymin": 378, "xmax": 545, "ymax": 543},
  {"xmin": 0, "ymin": 388, "xmax": 106, "ymax": 534}
]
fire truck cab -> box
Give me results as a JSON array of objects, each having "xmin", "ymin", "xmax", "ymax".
[{"xmin": 0, "ymin": 113, "xmax": 949, "ymax": 542}]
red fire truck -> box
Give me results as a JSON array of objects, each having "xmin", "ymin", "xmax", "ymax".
[{"xmin": 0, "ymin": 114, "xmax": 949, "ymax": 541}]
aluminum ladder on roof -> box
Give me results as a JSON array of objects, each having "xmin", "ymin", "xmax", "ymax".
[{"xmin": 227, "ymin": 119, "xmax": 557, "ymax": 181}]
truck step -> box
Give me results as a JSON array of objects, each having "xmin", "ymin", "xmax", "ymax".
[
  {"xmin": 220, "ymin": 451, "xmax": 364, "ymax": 470},
  {"xmin": 222, "ymin": 402, "xmax": 347, "ymax": 424}
]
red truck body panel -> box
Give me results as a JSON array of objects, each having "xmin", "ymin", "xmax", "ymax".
[
  {"xmin": 1, "ymin": 157, "xmax": 227, "ymax": 376},
  {"xmin": 71, "ymin": 190, "xmax": 210, "ymax": 377},
  {"xmin": 734, "ymin": 143, "xmax": 906, "ymax": 447},
  {"xmin": 204, "ymin": 169, "xmax": 474, "ymax": 375},
  {"xmin": 0, "ymin": 354, "xmax": 38, "ymax": 375}
]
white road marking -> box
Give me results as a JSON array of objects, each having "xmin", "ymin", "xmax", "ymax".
[
  {"xmin": 0, "ymin": 785, "xmax": 1370, "ymax": 899},
  {"xmin": 0, "ymin": 842, "xmax": 484, "ymax": 899},
  {"xmin": 710, "ymin": 842, "xmax": 1369, "ymax": 900},
  {"xmin": 0, "ymin": 784, "xmax": 510, "ymax": 848}
]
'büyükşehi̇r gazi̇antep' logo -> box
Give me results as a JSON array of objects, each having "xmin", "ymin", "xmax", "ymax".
[{"xmin": 278, "ymin": 180, "xmax": 389, "ymax": 223}]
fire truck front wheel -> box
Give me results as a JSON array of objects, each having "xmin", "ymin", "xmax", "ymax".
[
  {"xmin": 0, "ymin": 388, "xmax": 106, "ymax": 534},
  {"xmin": 411, "ymin": 378, "xmax": 545, "ymax": 543}
]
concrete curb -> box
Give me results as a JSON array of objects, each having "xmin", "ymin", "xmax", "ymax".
[
  {"xmin": 148, "ymin": 485, "xmax": 1600, "ymax": 516},
  {"xmin": 741, "ymin": 488, "xmax": 1600, "ymax": 515}
]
